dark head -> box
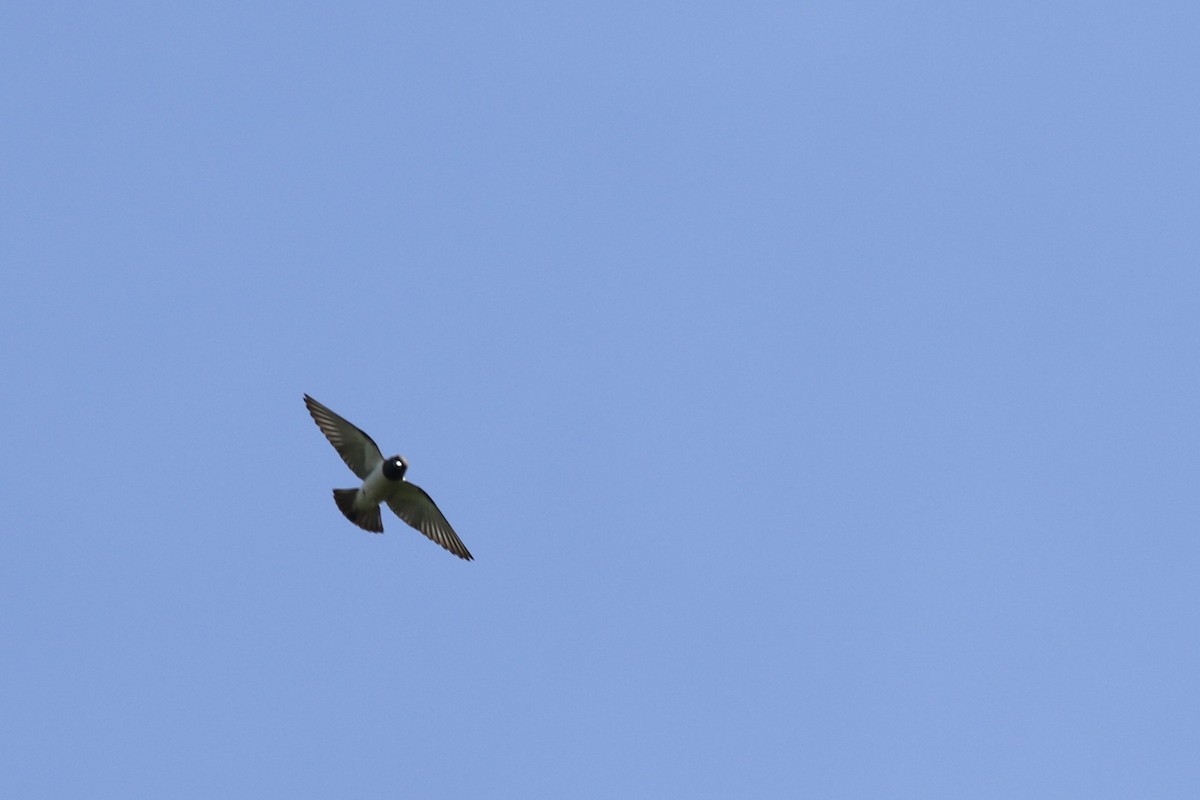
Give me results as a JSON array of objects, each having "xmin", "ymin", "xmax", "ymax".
[{"xmin": 382, "ymin": 455, "xmax": 409, "ymax": 481}]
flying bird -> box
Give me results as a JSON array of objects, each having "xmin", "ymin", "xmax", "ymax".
[{"xmin": 304, "ymin": 394, "xmax": 473, "ymax": 560}]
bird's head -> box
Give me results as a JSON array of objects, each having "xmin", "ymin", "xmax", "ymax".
[{"xmin": 382, "ymin": 455, "xmax": 409, "ymax": 481}]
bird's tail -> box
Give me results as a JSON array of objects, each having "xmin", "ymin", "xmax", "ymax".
[{"xmin": 332, "ymin": 488, "xmax": 383, "ymax": 533}]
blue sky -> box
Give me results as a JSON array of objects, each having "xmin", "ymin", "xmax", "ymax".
[{"xmin": 3, "ymin": 2, "xmax": 1198, "ymax": 797}]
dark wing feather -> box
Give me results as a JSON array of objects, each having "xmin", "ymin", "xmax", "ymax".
[
  {"xmin": 387, "ymin": 482, "xmax": 474, "ymax": 561},
  {"xmin": 304, "ymin": 394, "xmax": 384, "ymax": 480}
]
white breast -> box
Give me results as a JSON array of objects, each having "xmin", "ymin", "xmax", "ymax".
[{"xmin": 358, "ymin": 462, "xmax": 396, "ymax": 505}]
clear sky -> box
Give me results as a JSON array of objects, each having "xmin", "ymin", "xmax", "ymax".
[{"xmin": 3, "ymin": 2, "xmax": 1198, "ymax": 797}]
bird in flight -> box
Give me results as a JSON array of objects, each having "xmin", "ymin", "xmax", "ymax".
[{"xmin": 304, "ymin": 394, "xmax": 473, "ymax": 560}]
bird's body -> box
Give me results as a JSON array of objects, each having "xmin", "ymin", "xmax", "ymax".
[
  {"xmin": 304, "ymin": 394, "xmax": 473, "ymax": 560},
  {"xmin": 357, "ymin": 458, "xmax": 400, "ymax": 507}
]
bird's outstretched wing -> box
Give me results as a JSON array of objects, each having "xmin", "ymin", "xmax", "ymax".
[
  {"xmin": 387, "ymin": 482, "xmax": 474, "ymax": 560},
  {"xmin": 304, "ymin": 394, "xmax": 384, "ymax": 480}
]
